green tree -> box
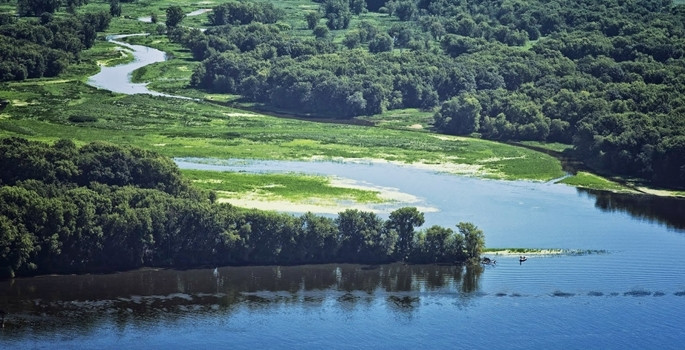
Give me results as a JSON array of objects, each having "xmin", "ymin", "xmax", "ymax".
[
  {"xmin": 343, "ymin": 30, "xmax": 361, "ymax": 48},
  {"xmin": 336, "ymin": 209, "xmax": 395, "ymax": 263},
  {"xmin": 387, "ymin": 207, "xmax": 424, "ymax": 260},
  {"xmin": 350, "ymin": 0, "xmax": 366, "ymax": 14},
  {"xmin": 109, "ymin": 0, "xmax": 121, "ymax": 17},
  {"xmin": 166, "ymin": 6, "xmax": 185, "ymax": 28},
  {"xmin": 17, "ymin": 0, "xmax": 61, "ymax": 16},
  {"xmin": 305, "ymin": 11, "xmax": 320, "ymax": 30},
  {"xmin": 458, "ymin": 222, "xmax": 484, "ymax": 261},
  {"xmin": 323, "ymin": 0, "xmax": 351, "ymax": 30},
  {"xmin": 368, "ymin": 33, "xmax": 393, "ymax": 53},
  {"xmin": 313, "ymin": 24, "xmax": 330, "ymax": 39},
  {"xmin": 423, "ymin": 225, "xmax": 454, "ymax": 262},
  {"xmin": 434, "ymin": 94, "xmax": 482, "ymax": 135},
  {"xmin": 0, "ymin": 213, "xmax": 35, "ymax": 278},
  {"xmin": 393, "ymin": 0, "xmax": 416, "ymax": 21}
]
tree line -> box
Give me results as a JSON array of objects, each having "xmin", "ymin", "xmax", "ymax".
[
  {"xmin": 173, "ymin": 0, "xmax": 684, "ymax": 188},
  {"xmin": 0, "ymin": 2, "xmax": 111, "ymax": 81},
  {"xmin": 0, "ymin": 137, "xmax": 485, "ymax": 278}
]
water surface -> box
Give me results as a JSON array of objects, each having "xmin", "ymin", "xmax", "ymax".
[{"xmin": 4, "ymin": 158, "xmax": 682, "ymax": 349}]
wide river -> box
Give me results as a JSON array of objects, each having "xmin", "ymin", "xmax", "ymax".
[{"xmin": 2, "ymin": 34, "xmax": 685, "ymax": 349}]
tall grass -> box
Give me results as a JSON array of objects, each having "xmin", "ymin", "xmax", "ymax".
[{"xmin": 182, "ymin": 169, "xmax": 384, "ymax": 203}]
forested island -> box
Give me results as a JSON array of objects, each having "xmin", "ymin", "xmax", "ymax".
[
  {"xmin": 164, "ymin": 0, "xmax": 685, "ymax": 188},
  {"xmin": 0, "ymin": 138, "xmax": 485, "ymax": 279}
]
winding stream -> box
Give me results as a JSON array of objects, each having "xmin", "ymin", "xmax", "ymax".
[{"xmin": 4, "ymin": 31, "xmax": 685, "ymax": 349}]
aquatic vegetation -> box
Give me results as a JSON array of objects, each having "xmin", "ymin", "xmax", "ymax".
[{"xmin": 483, "ymin": 248, "xmax": 608, "ymax": 256}]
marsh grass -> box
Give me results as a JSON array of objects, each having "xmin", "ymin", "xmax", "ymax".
[
  {"xmin": 558, "ymin": 172, "xmax": 633, "ymax": 192},
  {"xmin": 518, "ymin": 141, "xmax": 573, "ymax": 153},
  {"xmin": 359, "ymin": 108, "xmax": 435, "ymax": 130},
  {"xmin": 0, "ymin": 77, "xmax": 565, "ymax": 181},
  {"xmin": 1, "ymin": 1, "xmax": 566, "ymax": 187},
  {"xmin": 182, "ymin": 169, "xmax": 384, "ymax": 203},
  {"xmin": 87, "ymin": 41, "xmax": 136, "ymax": 67}
]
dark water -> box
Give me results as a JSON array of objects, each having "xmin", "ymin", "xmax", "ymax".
[
  {"xmin": 2, "ymin": 262, "xmax": 684, "ymax": 349},
  {"xmin": 2, "ymin": 159, "xmax": 684, "ymax": 349}
]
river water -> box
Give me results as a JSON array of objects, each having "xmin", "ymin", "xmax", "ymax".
[
  {"xmin": 3, "ymin": 34, "xmax": 684, "ymax": 349},
  {"xmin": 2, "ymin": 159, "xmax": 684, "ymax": 349}
]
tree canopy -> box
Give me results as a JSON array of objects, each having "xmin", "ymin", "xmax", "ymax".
[
  {"xmin": 175, "ymin": 0, "xmax": 685, "ymax": 188},
  {"xmin": 0, "ymin": 8, "xmax": 110, "ymax": 81}
]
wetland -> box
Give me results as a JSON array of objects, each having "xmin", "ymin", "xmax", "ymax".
[{"xmin": 1, "ymin": 1, "xmax": 685, "ymax": 348}]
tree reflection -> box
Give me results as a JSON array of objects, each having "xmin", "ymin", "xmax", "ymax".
[
  {"xmin": 461, "ymin": 264, "xmax": 484, "ymax": 294},
  {"xmin": 0, "ymin": 263, "xmax": 484, "ymax": 336},
  {"xmin": 580, "ymin": 189, "xmax": 685, "ymax": 231}
]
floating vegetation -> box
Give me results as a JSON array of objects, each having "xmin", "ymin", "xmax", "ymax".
[
  {"xmin": 624, "ymin": 290, "xmax": 652, "ymax": 297},
  {"xmin": 388, "ymin": 296, "xmax": 419, "ymax": 308},
  {"xmin": 483, "ymin": 248, "xmax": 609, "ymax": 256},
  {"xmin": 338, "ymin": 293, "xmax": 360, "ymax": 303},
  {"xmin": 551, "ymin": 291, "xmax": 575, "ymax": 297}
]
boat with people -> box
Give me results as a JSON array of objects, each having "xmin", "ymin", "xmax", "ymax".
[
  {"xmin": 519, "ymin": 256, "xmax": 527, "ymax": 264},
  {"xmin": 481, "ymin": 257, "xmax": 496, "ymax": 265}
]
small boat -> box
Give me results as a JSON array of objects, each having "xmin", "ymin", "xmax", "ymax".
[
  {"xmin": 481, "ymin": 257, "xmax": 496, "ymax": 265},
  {"xmin": 519, "ymin": 256, "xmax": 527, "ymax": 263}
]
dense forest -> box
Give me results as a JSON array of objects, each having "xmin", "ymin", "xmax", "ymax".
[
  {"xmin": 0, "ymin": 0, "xmax": 111, "ymax": 80},
  {"xmin": 175, "ymin": 0, "xmax": 685, "ymax": 188},
  {"xmin": 0, "ymin": 137, "xmax": 485, "ymax": 278}
]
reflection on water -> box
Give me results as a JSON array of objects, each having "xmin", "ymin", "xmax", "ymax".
[
  {"xmin": 0, "ymin": 264, "xmax": 481, "ymax": 336},
  {"xmin": 580, "ymin": 188, "xmax": 685, "ymax": 231}
]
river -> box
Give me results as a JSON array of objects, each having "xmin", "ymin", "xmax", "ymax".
[
  {"xmin": 2, "ymin": 32, "xmax": 685, "ymax": 349},
  {"xmin": 2, "ymin": 158, "xmax": 684, "ymax": 349}
]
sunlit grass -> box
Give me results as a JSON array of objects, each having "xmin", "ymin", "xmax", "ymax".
[
  {"xmin": 558, "ymin": 172, "xmax": 632, "ymax": 192},
  {"xmin": 518, "ymin": 141, "xmax": 574, "ymax": 153},
  {"xmin": 359, "ymin": 108, "xmax": 435, "ymax": 131},
  {"xmin": 182, "ymin": 169, "xmax": 384, "ymax": 203},
  {"xmin": 0, "ymin": 78, "xmax": 565, "ymax": 181}
]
